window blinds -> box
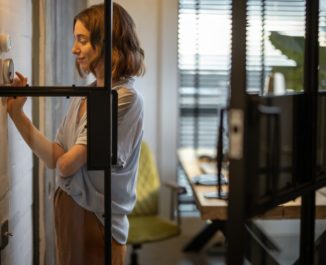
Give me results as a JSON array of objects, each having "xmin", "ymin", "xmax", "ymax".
[
  {"xmin": 178, "ymin": 0, "xmax": 232, "ymax": 149},
  {"xmin": 177, "ymin": 0, "xmax": 306, "ymax": 149},
  {"xmin": 247, "ymin": 0, "xmax": 305, "ymax": 92}
]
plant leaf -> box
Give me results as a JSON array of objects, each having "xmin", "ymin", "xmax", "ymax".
[{"xmin": 269, "ymin": 32, "xmax": 304, "ymax": 66}]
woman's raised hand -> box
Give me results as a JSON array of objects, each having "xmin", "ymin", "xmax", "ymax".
[{"xmin": 7, "ymin": 72, "xmax": 28, "ymax": 118}]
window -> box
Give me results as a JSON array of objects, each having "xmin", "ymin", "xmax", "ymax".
[
  {"xmin": 177, "ymin": 0, "xmax": 307, "ymax": 213},
  {"xmin": 247, "ymin": 0, "xmax": 305, "ymax": 93},
  {"xmin": 177, "ymin": 0, "xmax": 306, "ymax": 150},
  {"xmin": 178, "ymin": 0, "xmax": 231, "ymax": 149}
]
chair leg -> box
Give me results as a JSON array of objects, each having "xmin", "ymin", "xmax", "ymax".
[
  {"xmin": 130, "ymin": 251, "xmax": 138, "ymax": 265},
  {"xmin": 129, "ymin": 244, "xmax": 141, "ymax": 265}
]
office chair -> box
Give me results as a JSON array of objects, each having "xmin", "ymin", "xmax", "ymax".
[{"xmin": 127, "ymin": 141, "xmax": 185, "ymax": 265}]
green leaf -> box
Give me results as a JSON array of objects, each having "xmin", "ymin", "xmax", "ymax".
[
  {"xmin": 269, "ymin": 32, "xmax": 304, "ymax": 66},
  {"xmin": 269, "ymin": 31, "xmax": 326, "ymax": 90}
]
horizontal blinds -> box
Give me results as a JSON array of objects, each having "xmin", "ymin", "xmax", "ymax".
[
  {"xmin": 178, "ymin": 0, "xmax": 307, "ymax": 149},
  {"xmin": 247, "ymin": 0, "xmax": 305, "ymax": 92},
  {"xmin": 178, "ymin": 0, "xmax": 231, "ymax": 148}
]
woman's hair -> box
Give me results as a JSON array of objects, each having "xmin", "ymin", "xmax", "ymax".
[{"xmin": 73, "ymin": 2, "xmax": 145, "ymax": 80}]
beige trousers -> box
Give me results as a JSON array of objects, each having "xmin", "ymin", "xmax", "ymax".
[{"xmin": 54, "ymin": 188, "xmax": 126, "ymax": 265}]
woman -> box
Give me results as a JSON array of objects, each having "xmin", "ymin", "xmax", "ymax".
[{"xmin": 7, "ymin": 3, "xmax": 144, "ymax": 265}]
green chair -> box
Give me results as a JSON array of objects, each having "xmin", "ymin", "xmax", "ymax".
[{"xmin": 127, "ymin": 141, "xmax": 185, "ymax": 265}]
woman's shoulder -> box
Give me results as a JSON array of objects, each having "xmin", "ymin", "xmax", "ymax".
[
  {"xmin": 67, "ymin": 96, "xmax": 82, "ymax": 111},
  {"xmin": 117, "ymin": 88, "xmax": 143, "ymax": 112},
  {"xmin": 114, "ymin": 78, "xmax": 142, "ymax": 102},
  {"xmin": 113, "ymin": 77, "xmax": 134, "ymax": 89}
]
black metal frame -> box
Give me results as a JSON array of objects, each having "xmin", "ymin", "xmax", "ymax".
[
  {"xmin": 182, "ymin": 219, "xmax": 227, "ymax": 252},
  {"xmin": 0, "ymin": 1, "xmax": 114, "ymax": 264},
  {"xmin": 227, "ymin": 0, "xmax": 248, "ymax": 264},
  {"xmin": 227, "ymin": 0, "xmax": 324, "ymax": 264}
]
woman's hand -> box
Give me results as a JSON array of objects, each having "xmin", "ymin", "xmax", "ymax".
[
  {"xmin": 7, "ymin": 72, "xmax": 28, "ymax": 118},
  {"xmin": 11, "ymin": 71, "xmax": 28, "ymax": 87}
]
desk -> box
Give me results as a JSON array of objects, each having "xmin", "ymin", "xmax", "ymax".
[{"xmin": 178, "ymin": 147, "xmax": 326, "ymax": 253}]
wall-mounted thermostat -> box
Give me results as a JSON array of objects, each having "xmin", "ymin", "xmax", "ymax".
[
  {"xmin": 0, "ymin": 59, "xmax": 14, "ymax": 85},
  {"xmin": 0, "ymin": 34, "xmax": 11, "ymax": 53},
  {"xmin": 3, "ymin": 59, "xmax": 14, "ymax": 83}
]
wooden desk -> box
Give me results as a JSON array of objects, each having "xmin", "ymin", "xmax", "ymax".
[
  {"xmin": 178, "ymin": 147, "xmax": 326, "ymax": 220},
  {"xmin": 178, "ymin": 147, "xmax": 326, "ymax": 262}
]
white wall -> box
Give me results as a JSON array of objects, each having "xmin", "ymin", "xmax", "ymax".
[
  {"xmin": 113, "ymin": 0, "xmax": 161, "ymax": 157},
  {"xmin": 87, "ymin": 0, "xmax": 179, "ymax": 217},
  {"xmin": 114, "ymin": 0, "xmax": 179, "ymax": 217},
  {"xmin": 0, "ymin": 0, "xmax": 33, "ymax": 264},
  {"xmin": 156, "ymin": 0, "xmax": 179, "ymax": 217}
]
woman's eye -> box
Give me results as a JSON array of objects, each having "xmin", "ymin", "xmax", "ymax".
[{"xmin": 77, "ymin": 37, "xmax": 89, "ymax": 45}]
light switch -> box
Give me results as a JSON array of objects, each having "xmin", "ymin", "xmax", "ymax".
[
  {"xmin": 0, "ymin": 34, "xmax": 11, "ymax": 53},
  {"xmin": 229, "ymin": 109, "xmax": 244, "ymax": 160}
]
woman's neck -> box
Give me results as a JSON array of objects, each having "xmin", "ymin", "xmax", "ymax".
[
  {"xmin": 96, "ymin": 78, "xmax": 104, "ymax": 87},
  {"xmin": 94, "ymin": 60, "xmax": 123, "ymax": 87}
]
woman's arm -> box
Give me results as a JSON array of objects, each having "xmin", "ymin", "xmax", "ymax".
[
  {"xmin": 7, "ymin": 72, "xmax": 86, "ymax": 175},
  {"xmin": 56, "ymin": 144, "xmax": 87, "ymax": 177},
  {"xmin": 7, "ymin": 72, "xmax": 64, "ymax": 168},
  {"xmin": 9, "ymin": 110, "xmax": 65, "ymax": 168},
  {"xmin": 10, "ymin": 110, "xmax": 87, "ymax": 175}
]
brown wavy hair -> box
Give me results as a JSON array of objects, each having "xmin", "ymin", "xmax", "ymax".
[{"xmin": 73, "ymin": 2, "xmax": 145, "ymax": 81}]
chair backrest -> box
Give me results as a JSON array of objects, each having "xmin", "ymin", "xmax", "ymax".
[{"xmin": 130, "ymin": 141, "xmax": 160, "ymax": 217}]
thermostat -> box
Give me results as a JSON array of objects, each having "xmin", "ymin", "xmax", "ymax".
[
  {"xmin": 0, "ymin": 58, "xmax": 14, "ymax": 85},
  {"xmin": 3, "ymin": 59, "xmax": 14, "ymax": 84}
]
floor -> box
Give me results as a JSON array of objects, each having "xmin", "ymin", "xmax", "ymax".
[
  {"xmin": 125, "ymin": 217, "xmax": 227, "ymax": 265},
  {"xmin": 124, "ymin": 217, "xmax": 326, "ymax": 265}
]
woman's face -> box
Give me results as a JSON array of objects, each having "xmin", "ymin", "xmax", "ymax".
[{"xmin": 72, "ymin": 20, "xmax": 97, "ymax": 73}]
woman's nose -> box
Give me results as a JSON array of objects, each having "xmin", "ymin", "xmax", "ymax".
[{"xmin": 72, "ymin": 42, "xmax": 79, "ymax": 55}]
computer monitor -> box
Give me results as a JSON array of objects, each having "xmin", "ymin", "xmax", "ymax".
[{"xmin": 203, "ymin": 107, "xmax": 229, "ymax": 200}]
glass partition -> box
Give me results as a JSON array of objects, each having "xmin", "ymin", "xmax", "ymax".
[
  {"xmin": 256, "ymin": 95, "xmax": 297, "ymax": 198},
  {"xmin": 247, "ymin": 207, "xmax": 301, "ymax": 265}
]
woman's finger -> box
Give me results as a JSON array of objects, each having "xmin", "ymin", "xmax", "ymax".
[
  {"xmin": 17, "ymin": 73, "xmax": 28, "ymax": 86},
  {"xmin": 15, "ymin": 71, "xmax": 25, "ymax": 80},
  {"xmin": 12, "ymin": 72, "xmax": 28, "ymax": 86}
]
